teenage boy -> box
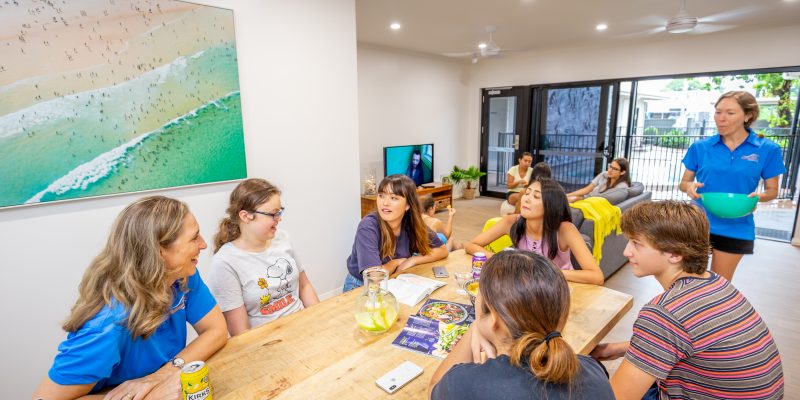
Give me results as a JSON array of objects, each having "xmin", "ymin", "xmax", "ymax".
[{"xmin": 591, "ymin": 201, "xmax": 783, "ymax": 400}]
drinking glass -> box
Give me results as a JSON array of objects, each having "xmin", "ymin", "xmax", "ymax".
[{"xmin": 453, "ymin": 271, "xmax": 472, "ymax": 295}]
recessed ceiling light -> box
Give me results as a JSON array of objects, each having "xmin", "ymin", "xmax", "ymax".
[
  {"xmin": 390, "ymin": 22, "xmax": 402, "ymax": 31},
  {"xmin": 478, "ymin": 42, "xmax": 487, "ymax": 49},
  {"xmin": 596, "ymin": 23, "xmax": 608, "ymax": 31}
]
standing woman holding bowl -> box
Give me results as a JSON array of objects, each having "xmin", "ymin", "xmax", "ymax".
[
  {"xmin": 680, "ymin": 91, "xmax": 786, "ymax": 282},
  {"xmin": 344, "ymin": 174, "xmax": 447, "ymax": 292},
  {"xmin": 34, "ymin": 196, "xmax": 227, "ymax": 400}
]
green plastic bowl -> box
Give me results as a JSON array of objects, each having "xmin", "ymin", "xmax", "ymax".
[{"xmin": 701, "ymin": 192, "xmax": 758, "ymax": 218}]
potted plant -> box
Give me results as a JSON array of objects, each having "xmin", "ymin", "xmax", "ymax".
[{"xmin": 449, "ymin": 165, "xmax": 486, "ymax": 200}]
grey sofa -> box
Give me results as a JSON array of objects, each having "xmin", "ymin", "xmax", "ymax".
[{"xmin": 569, "ymin": 183, "xmax": 652, "ymax": 279}]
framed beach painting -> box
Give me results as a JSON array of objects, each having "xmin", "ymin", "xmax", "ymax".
[{"xmin": 0, "ymin": 0, "xmax": 246, "ymax": 208}]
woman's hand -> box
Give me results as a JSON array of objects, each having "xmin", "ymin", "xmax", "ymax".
[
  {"xmin": 447, "ymin": 207, "xmax": 456, "ymax": 218},
  {"xmin": 103, "ymin": 366, "xmax": 180, "ymax": 400},
  {"xmin": 469, "ymin": 324, "xmax": 495, "ymax": 363},
  {"xmin": 396, "ymin": 257, "xmax": 416, "ymax": 271},
  {"xmin": 590, "ymin": 341, "xmax": 629, "ymax": 362},
  {"xmin": 685, "ymin": 181, "xmax": 704, "ymax": 199}
]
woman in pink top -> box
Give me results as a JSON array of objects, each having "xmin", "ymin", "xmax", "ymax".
[{"xmin": 465, "ymin": 177, "xmax": 603, "ymax": 285}]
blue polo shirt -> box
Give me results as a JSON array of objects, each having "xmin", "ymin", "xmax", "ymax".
[
  {"xmin": 48, "ymin": 271, "xmax": 217, "ymax": 393},
  {"xmin": 682, "ymin": 129, "xmax": 786, "ymax": 240}
]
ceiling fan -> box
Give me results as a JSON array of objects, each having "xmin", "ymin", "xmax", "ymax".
[
  {"xmin": 442, "ymin": 25, "xmax": 511, "ymax": 63},
  {"xmin": 626, "ymin": 0, "xmax": 755, "ymax": 37}
]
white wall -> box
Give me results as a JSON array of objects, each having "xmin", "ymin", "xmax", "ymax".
[
  {"xmin": 464, "ymin": 25, "xmax": 800, "ymax": 167},
  {"xmin": 0, "ymin": 0, "xmax": 359, "ymax": 396},
  {"xmin": 357, "ymin": 45, "xmax": 470, "ymax": 188}
]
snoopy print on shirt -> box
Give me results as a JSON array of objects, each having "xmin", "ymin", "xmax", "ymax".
[{"xmin": 257, "ymin": 258, "xmax": 297, "ymax": 315}]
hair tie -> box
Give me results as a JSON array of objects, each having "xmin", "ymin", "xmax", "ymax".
[{"xmin": 544, "ymin": 331, "xmax": 561, "ymax": 343}]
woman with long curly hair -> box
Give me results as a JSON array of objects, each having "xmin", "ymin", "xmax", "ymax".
[{"xmin": 34, "ymin": 196, "xmax": 227, "ymax": 400}]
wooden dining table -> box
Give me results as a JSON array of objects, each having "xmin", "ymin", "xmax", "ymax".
[{"xmin": 205, "ymin": 250, "xmax": 633, "ymax": 399}]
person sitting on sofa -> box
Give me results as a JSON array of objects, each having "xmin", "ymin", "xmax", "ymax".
[
  {"xmin": 567, "ymin": 158, "xmax": 631, "ymax": 203},
  {"xmin": 465, "ymin": 177, "xmax": 604, "ymax": 285}
]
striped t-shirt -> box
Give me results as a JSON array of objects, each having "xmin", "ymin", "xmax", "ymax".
[{"xmin": 626, "ymin": 272, "xmax": 783, "ymax": 399}]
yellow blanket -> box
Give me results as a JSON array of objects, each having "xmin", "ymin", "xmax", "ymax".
[{"xmin": 569, "ymin": 197, "xmax": 621, "ymax": 263}]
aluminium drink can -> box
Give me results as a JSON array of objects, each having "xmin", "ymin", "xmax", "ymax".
[
  {"xmin": 181, "ymin": 361, "xmax": 212, "ymax": 400},
  {"xmin": 472, "ymin": 252, "xmax": 487, "ymax": 279}
]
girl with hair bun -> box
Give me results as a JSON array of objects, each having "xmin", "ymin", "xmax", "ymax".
[
  {"xmin": 429, "ymin": 250, "xmax": 614, "ymax": 399},
  {"xmin": 209, "ymin": 178, "xmax": 319, "ymax": 336}
]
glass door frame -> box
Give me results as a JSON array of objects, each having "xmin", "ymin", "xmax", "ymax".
[
  {"xmin": 479, "ymin": 86, "xmax": 531, "ymax": 198},
  {"xmin": 529, "ymin": 80, "xmax": 622, "ymax": 191}
]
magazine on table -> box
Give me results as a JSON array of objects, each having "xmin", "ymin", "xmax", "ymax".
[{"xmin": 391, "ymin": 299, "xmax": 475, "ymax": 358}]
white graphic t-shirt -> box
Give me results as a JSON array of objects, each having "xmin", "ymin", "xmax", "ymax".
[{"xmin": 209, "ymin": 230, "xmax": 305, "ymax": 329}]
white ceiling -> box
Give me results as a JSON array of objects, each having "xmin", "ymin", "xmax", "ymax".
[{"xmin": 356, "ymin": 0, "xmax": 800, "ymax": 59}]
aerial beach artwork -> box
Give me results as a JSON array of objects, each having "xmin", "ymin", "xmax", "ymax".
[{"xmin": 0, "ymin": 0, "xmax": 246, "ymax": 208}]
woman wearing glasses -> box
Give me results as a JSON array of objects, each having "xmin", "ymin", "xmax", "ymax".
[
  {"xmin": 209, "ymin": 178, "xmax": 319, "ymax": 336},
  {"xmin": 567, "ymin": 158, "xmax": 631, "ymax": 203},
  {"xmin": 34, "ymin": 196, "xmax": 227, "ymax": 400}
]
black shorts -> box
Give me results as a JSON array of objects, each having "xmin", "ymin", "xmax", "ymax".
[{"xmin": 709, "ymin": 233, "xmax": 754, "ymax": 255}]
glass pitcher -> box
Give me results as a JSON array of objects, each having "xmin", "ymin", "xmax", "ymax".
[{"xmin": 354, "ymin": 267, "xmax": 399, "ymax": 334}]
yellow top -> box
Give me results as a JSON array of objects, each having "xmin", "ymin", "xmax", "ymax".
[{"xmin": 569, "ymin": 197, "xmax": 622, "ymax": 263}]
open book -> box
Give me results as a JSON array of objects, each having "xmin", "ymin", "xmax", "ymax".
[{"xmin": 387, "ymin": 274, "xmax": 446, "ymax": 306}]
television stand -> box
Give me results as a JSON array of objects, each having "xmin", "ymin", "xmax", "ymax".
[{"xmin": 360, "ymin": 183, "xmax": 453, "ymax": 218}]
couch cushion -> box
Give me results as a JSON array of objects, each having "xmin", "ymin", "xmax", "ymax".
[
  {"xmin": 592, "ymin": 188, "xmax": 628, "ymax": 205},
  {"xmin": 627, "ymin": 182, "xmax": 645, "ymax": 198}
]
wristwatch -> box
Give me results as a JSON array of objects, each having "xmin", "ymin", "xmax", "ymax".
[{"xmin": 169, "ymin": 357, "xmax": 185, "ymax": 369}]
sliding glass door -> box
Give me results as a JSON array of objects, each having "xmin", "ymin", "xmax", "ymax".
[{"xmin": 533, "ymin": 83, "xmax": 618, "ymax": 193}]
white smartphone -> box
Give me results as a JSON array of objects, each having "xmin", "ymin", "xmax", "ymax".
[
  {"xmin": 375, "ymin": 360, "xmax": 424, "ymax": 394},
  {"xmin": 432, "ymin": 266, "xmax": 449, "ymax": 278}
]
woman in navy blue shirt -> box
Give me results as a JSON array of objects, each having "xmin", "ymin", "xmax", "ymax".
[
  {"xmin": 428, "ymin": 250, "xmax": 614, "ymax": 399},
  {"xmin": 34, "ymin": 196, "xmax": 227, "ymax": 400},
  {"xmin": 679, "ymin": 91, "xmax": 786, "ymax": 282},
  {"xmin": 344, "ymin": 174, "xmax": 446, "ymax": 292}
]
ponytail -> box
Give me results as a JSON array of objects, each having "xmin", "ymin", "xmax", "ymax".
[
  {"xmin": 510, "ymin": 331, "xmax": 579, "ymax": 384},
  {"xmin": 213, "ymin": 178, "xmax": 281, "ymax": 253},
  {"xmin": 479, "ymin": 251, "xmax": 580, "ymax": 385},
  {"xmin": 214, "ymin": 216, "xmax": 241, "ymax": 253}
]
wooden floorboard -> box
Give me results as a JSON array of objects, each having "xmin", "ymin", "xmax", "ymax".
[{"xmin": 435, "ymin": 196, "xmax": 799, "ymax": 394}]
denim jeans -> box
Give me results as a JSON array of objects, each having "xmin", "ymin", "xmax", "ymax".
[
  {"xmin": 343, "ymin": 274, "xmax": 363, "ymax": 292},
  {"xmin": 642, "ymin": 383, "xmax": 660, "ymax": 400}
]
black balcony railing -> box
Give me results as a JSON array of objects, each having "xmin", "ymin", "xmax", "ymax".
[{"xmin": 617, "ymin": 126, "xmax": 798, "ymax": 200}]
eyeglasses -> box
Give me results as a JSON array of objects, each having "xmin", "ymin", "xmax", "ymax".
[
  {"xmin": 607, "ymin": 165, "xmax": 621, "ymax": 172},
  {"xmin": 250, "ymin": 207, "xmax": 285, "ymax": 219}
]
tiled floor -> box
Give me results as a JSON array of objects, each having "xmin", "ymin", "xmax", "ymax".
[{"xmin": 437, "ymin": 196, "xmax": 799, "ymax": 394}]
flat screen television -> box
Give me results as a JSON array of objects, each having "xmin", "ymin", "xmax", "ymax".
[{"xmin": 384, "ymin": 144, "xmax": 434, "ymax": 186}]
